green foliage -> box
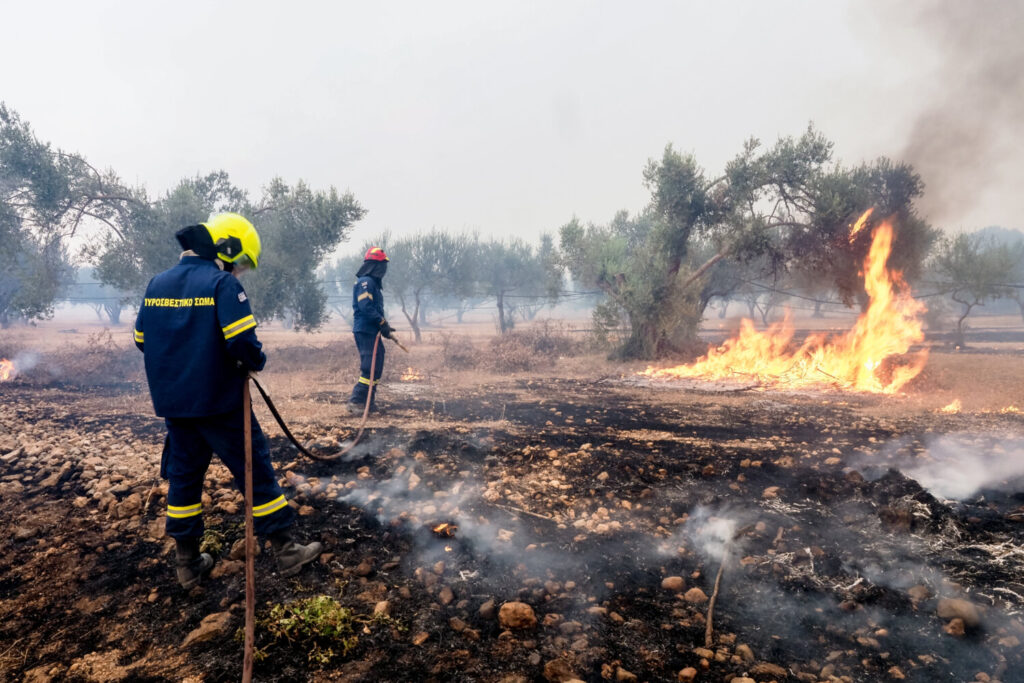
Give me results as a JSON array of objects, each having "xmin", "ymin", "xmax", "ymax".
[
  {"xmin": 931, "ymin": 232, "xmax": 1023, "ymax": 344},
  {"xmin": 3, "ymin": 104, "xmax": 366, "ymax": 331},
  {"xmin": 83, "ymin": 173, "xmax": 365, "ymax": 331},
  {"xmin": 560, "ymin": 126, "xmax": 938, "ymax": 359},
  {"xmin": 0, "ymin": 104, "xmax": 81, "ymax": 325},
  {"xmin": 199, "ymin": 527, "xmax": 226, "ymax": 556},
  {"xmin": 256, "ymin": 595, "xmax": 359, "ymax": 666},
  {"xmin": 244, "ymin": 179, "xmax": 365, "ymax": 331},
  {"xmin": 477, "ymin": 237, "xmax": 556, "ymax": 333}
]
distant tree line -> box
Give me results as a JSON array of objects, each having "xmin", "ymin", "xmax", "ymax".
[
  {"xmin": 0, "ymin": 103, "xmax": 364, "ymax": 330},
  {"xmin": 4, "ymin": 102, "xmax": 1022, "ymax": 353},
  {"xmin": 325, "ymin": 231, "xmax": 562, "ymax": 342}
]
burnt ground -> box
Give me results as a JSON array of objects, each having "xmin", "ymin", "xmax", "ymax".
[{"xmin": 2, "ymin": 372, "xmax": 1024, "ymax": 683}]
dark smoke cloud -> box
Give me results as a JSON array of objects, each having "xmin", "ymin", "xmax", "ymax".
[{"xmin": 876, "ymin": 1, "xmax": 1024, "ymax": 225}]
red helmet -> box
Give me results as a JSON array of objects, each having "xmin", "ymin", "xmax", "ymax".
[{"xmin": 364, "ymin": 246, "xmax": 389, "ymax": 261}]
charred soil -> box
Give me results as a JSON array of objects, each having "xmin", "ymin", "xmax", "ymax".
[{"xmin": 2, "ymin": 363, "xmax": 1024, "ymax": 682}]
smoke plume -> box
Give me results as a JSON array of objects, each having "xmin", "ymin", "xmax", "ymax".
[
  {"xmin": 899, "ymin": 435, "xmax": 1024, "ymax": 501},
  {"xmin": 879, "ymin": 1, "xmax": 1024, "ymax": 225}
]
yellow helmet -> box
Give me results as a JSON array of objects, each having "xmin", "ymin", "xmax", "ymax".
[{"xmin": 202, "ymin": 213, "xmax": 261, "ymax": 270}]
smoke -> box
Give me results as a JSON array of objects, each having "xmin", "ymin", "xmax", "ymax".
[
  {"xmin": 658, "ymin": 506, "xmax": 742, "ymax": 563},
  {"xmin": 336, "ymin": 459, "xmax": 547, "ymax": 569},
  {"xmin": 870, "ymin": 1, "xmax": 1024, "ymax": 225},
  {"xmin": 898, "ymin": 435, "xmax": 1024, "ymax": 501},
  {"xmin": 12, "ymin": 350, "xmax": 40, "ymax": 374}
]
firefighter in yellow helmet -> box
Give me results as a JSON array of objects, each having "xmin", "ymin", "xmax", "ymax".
[{"xmin": 133, "ymin": 213, "xmax": 322, "ymax": 588}]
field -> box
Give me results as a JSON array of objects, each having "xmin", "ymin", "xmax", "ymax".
[{"xmin": 2, "ymin": 313, "xmax": 1024, "ymax": 683}]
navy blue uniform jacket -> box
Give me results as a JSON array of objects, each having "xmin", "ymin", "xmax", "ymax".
[
  {"xmin": 134, "ymin": 256, "xmax": 266, "ymax": 417},
  {"xmin": 352, "ymin": 276, "xmax": 386, "ymax": 334}
]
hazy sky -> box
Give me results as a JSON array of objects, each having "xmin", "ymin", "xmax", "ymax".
[{"xmin": 3, "ymin": 1, "xmax": 1021, "ymax": 252}]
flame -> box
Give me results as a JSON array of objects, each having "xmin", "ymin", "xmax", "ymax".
[
  {"xmin": 643, "ymin": 211, "xmax": 928, "ymax": 394},
  {"xmin": 848, "ymin": 207, "xmax": 873, "ymax": 243},
  {"xmin": 1000, "ymin": 405, "xmax": 1020, "ymax": 414},
  {"xmin": 400, "ymin": 367, "xmax": 424, "ymax": 382},
  {"xmin": 940, "ymin": 399, "xmax": 962, "ymax": 414},
  {"xmin": 0, "ymin": 359, "xmax": 15, "ymax": 382},
  {"xmin": 432, "ymin": 522, "xmax": 457, "ymax": 537}
]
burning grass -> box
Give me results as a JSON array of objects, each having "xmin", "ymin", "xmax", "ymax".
[{"xmin": 645, "ymin": 213, "xmax": 929, "ymax": 394}]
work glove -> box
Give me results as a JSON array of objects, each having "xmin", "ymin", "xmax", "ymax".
[{"xmin": 380, "ymin": 321, "xmax": 395, "ymax": 339}]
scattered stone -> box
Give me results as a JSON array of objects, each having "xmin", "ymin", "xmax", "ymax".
[
  {"xmin": 210, "ymin": 560, "xmax": 244, "ymax": 579},
  {"xmin": 543, "ymin": 658, "xmax": 579, "ymax": 682},
  {"xmin": 373, "ymin": 600, "xmax": 390, "ymax": 616},
  {"xmin": 14, "ymin": 526, "xmax": 38, "ymax": 541},
  {"xmin": 937, "ymin": 598, "xmax": 981, "ymax": 628},
  {"xmin": 66, "ymin": 650, "xmax": 132, "ymax": 681},
  {"xmin": 887, "ymin": 665, "xmax": 905, "ymax": 679},
  {"xmin": 943, "ymin": 618, "xmax": 966, "ymax": 636},
  {"xmin": 439, "ymin": 586, "xmax": 455, "ymax": 605},
  {"xmin": 762, "ymin": 486, "xmax": 781, "ymax": 499},
  {"xmin": 355, "ymin": 558, "xmax": 374, "ymax": 576},
  {"xmin": 499, "ymin": 602, "xmax": 537, "ymax": 629},
  {"xmin": 750, "ymin": 662, "xmax": 788, "ymax": 678},
  {"xmin": 734, "ymin": 643, "xmax": 755, "ymax": 663},
  {"xmin": 479, "ymin": 599, "xmax": 496, "ymax": 619},
  {"xmin": 615, "ymin": 667, "xmax": 637, "ymax": 682},
  {"xmin": 412, "ymin": 631, "xmax": 430, "ymax": 645},
  {"xmin": 182, "ymin": 611, "xmax": 232, "ymax": 647},
  {"xmin": 684, "ymin": 587, "xmax": 708, "ymax": 604},
  {"xmin": 908, "ymin": 585, "xmax": 931, "ymax": 604},
  {"xmin": 661, "ymin": 576, "xmax": 685, "ymax": 592},
  {"xmin": 677, "ymin": 667, "xmax": 698, "ymax": 682},
  {"xmin": 229, "ymin": 538, "xmax": 260, "ymax": 561}
]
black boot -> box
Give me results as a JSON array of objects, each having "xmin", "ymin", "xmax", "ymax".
[
  {"xmin": 175, "ymin": 537, "xmax": 214, "ymax": 589},
  {"xmin": 269, "ymin": 530, "xmax": 323, "ymax": 577}
]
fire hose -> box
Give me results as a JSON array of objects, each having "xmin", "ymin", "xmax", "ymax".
[
  {"xmin": 241, "ymin": 331, "xmax": 404, "ymax": 681},
  {"xmin": 249, "ymin": 331, "xmax": 405, "ymax": 462}
]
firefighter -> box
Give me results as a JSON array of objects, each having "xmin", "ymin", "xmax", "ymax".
[
  {"xmin": 133, "ymin": 213, "xmax": 321, "ymax": 588},
  {"xmin": 345, "ymin": 246, "xmax": 394, "ymax": 414}
]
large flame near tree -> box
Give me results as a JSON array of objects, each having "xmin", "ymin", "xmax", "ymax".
[
  {"xmin": 643, "ymin": 211, "xmax": 928, "ymax": 394},
  {"xmin": 0, "ymin": 359, "xmax": 15, "ymax": 382}
]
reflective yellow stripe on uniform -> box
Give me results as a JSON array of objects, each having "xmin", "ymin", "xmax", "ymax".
[
  {"xmin": 357, "ymin": 376, "xmax": 380, "ymax": 386},
  {"xmin": 222, "ymin": 314, "xmax": 257, "ymax": 340},
  {"xmin": 167, "ymin": 502, "xmax": 202, "ymax": 518},
  {"xmin": 252, "ymin": 495, "xmax": 287, "ymax": 517},
  {"xmin": 134, "ymin": 329, "xmax": 144, "ymax": 342},
  {"xmin": 357, "ymin": 292, "xmax": 373, "ymax": 302}
]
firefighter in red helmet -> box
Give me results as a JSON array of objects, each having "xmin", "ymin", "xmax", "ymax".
[{"xmin": 345, "ymin": 246, "xmax": 393, "ymax": 413}]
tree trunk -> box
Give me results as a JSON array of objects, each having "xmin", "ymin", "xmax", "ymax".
[
  {"xmin": 104, "ymin": 302, "xmax": 123, "ymax": 325},
  {"xmin": 951, "ymin": 295, "xmax": 974, "ymax": 347},
  {"xmin": 718, "ymin": 301, "xmax": 728, "ymax": 319},
  {"xmin": 399, "ymin": 294, "xmax": 422, "ymax": 343},
  {"xmin": 496, "ymin": 292, "xmax": 507, "ymax": 333},
  {"xmin": 812, "ymin": 300, "xmax": 824, "ymax": 318}
]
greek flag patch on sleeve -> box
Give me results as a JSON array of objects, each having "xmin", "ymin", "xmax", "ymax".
[{"xmin": 238, "ymin": 292, "xmax": 247, "ymax": 303}]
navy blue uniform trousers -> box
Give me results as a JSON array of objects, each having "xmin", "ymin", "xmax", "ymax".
[
  {"xmin": 162, "ymin": 406, "xmax": 293, "ymax": 539},
  {"xmin": 348, "ymin": 332, "xmax": 385, "ymax": 407}
]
